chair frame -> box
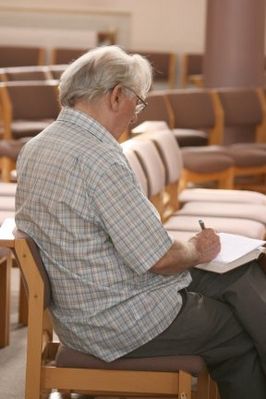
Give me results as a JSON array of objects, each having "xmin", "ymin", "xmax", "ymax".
[
  {"xmin": 0, "ymin": 254, "xmax": 11, "ymax": 347},
  {"xmin": 0, "ymin": 218, "xmax": 219, "ymax": 399},
  {"xmin": 0, "ymin": 81, "xmax": 59, "ymax": 182}
]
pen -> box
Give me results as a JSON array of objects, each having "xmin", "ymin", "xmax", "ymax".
[{"xmin": 198, "ymin": 219, "xmax": 206, "ymax": 230}]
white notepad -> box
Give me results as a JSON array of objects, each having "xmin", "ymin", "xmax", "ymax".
[{"xmin": 196, "ymin": 233, "xmax": 265, "ymax": 273}]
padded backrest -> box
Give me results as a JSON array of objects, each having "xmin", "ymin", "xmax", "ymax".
[
  {"xmin": 122, "ymin": 139, "xmax": 165, "ymax": 197},
  {"xmin": 121, "ymin": 146, "xmax": 148, "ymax": 195},
  {"xmin": 131, "ymin": 50, "xmax": 176, "ymax": 82},
  {"xmin": 184, "ymin": 53, "xmax": 203, "ymax": 75},
  {"xmin": 0, "ymin": 46, "xmax": 45, "ymax": 67},
  {"xmin": 167, "ymin": 89, "xmax": 215, "ymax": 129},
  {"xmin": 130, "ymin": 91, "xmax": 171, "ymax": 131},
  {"xmin": 217, "ymin": 88, "xmax": 263, "ymax": 126},
  {"xmin": 5, "ymin": 80, "xmax": 60, "ymax": 120},
  {"xmin": 145, "ymin": 130, "xmax": 183, "ymax": 184}
]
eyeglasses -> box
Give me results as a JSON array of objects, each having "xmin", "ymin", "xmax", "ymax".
[{"xmin": 124, "ymin": 86, "xmax": 148, "ymax": 114}]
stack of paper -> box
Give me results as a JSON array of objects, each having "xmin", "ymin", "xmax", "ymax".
[{"xmin": 196, "ymin": 233, "xmax": 266, "ymax": 273}]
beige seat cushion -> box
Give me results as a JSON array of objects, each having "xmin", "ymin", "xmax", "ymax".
[
  {"xmin": 177, "ymin": 201, "xmax": 266, "ymax": 225},
  {"xmin": 179, "ymin": 188, "xmax": 266, "ymax": 205},
  {"xmin": 173, "ymin": 128, "xmax": 208, "ymax": 147},
  {"xmin": 0, "ymin": 210, "xmax": 15, "ymax": 224},
  {"xmin": 181, "ymin": 148, "xmax": 233, "ymax": 173},
  {"xmin": 0, "ymin": 183, "xmax": 17, "ymax": 196},
  {"xmin": 0, "ymin": 196, "xmax": 15, "ymax": 210},
  {"xmin": 164, "ymin": 215, "xmax": 266, "ymax": 239}
]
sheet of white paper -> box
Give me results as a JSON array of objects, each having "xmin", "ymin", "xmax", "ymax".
[{"xmin": 213, "ymin": 233, "xmax": 265, "ymax": 263}]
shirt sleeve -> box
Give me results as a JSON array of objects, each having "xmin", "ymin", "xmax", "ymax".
[{"xmin": 93, "ymin": 161, "xmax": 173, "ymax": 275}]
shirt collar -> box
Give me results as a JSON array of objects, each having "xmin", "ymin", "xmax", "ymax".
[{"xmin": 57, "ymin": 106, "xmax": 122, "ymax": 151}]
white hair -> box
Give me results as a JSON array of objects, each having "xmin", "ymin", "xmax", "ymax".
[{"xmin": 59, "ymin": 46, "xmax": 153, "ymax": 107}]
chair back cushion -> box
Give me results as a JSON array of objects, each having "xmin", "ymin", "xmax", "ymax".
[{"xmin": 167, "ymin": 89, "xmax": 215, "ymax": 129}]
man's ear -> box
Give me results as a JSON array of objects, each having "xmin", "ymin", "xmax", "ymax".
[{"xmin": 109, "ymin": 85, "xmax": 123, "ymax": 112}]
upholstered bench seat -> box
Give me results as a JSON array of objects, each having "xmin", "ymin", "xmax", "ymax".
[
  {"xmin": 0, "ymin": 211, "xmax": 15, "ymax": 224},
  {"xmin": 181, "ymin": 147, "xmax": 233, "ymax": 173},
  {"xmin": 56, "ymin": 344, "xmax": 206, "ymax": 375},
  {"xmin": 0, "ymin": 182, "xmax": 17, "ymax": 196},
  {"xmin": 179, "ymin": 188, "xmax": 266, "ymax": 205},
  {"xmin": 177, "ymin": 201, "xmax": 266, "ymax": 225},
  {"xmin": 225, "ymin": 146, "xmax": 266, "ymax": 167},
  {"xmin": 182, "ymin": 145, "xmax": 266, "ymax": 169},
  {"xmin": 173, "ymin": 128, "xmax": 208, "ymax": 147},
  {"xmin": 0, "ymin": 196, "xmax": 15, "ymax": 210},
  {"xmin": 164, "ymin": 215, "xmax": 266, "ymax": 239},
  {"xmin": 228, "ymin": 143, "xmax": 266, "ymax": 151}
]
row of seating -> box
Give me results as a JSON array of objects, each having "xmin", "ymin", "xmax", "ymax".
[
  {"xmin": 0, "ymin": 80, "xmax": 60, "ymax": 181},
  {"xmin": 0, "ymin": 45, "xmax": 176, "ymax": 89},
  {"xmin": 129, "ymin": 87, "xmax": 266, "ymax": 192},
  {"xmin": 1, "ymin": 80, "xmax": 266, "ymax": 192},
  {"xmin": 181, "ymin": 53, "xmax": 266, "ymax": 88},
  {"xmin": 0, "ymin": 182, "xmax": 20, "ymax": 349},
  {"xmin": 0, "ymin": 30, "xmax": 117, "ymax": 66},
  {"xmin": 0, "ymin": 64, "xmax": 67, "ymax": 82},
  {"xmin": 122, "ymin": 129, "xmax": 266, "ymax": 240}
]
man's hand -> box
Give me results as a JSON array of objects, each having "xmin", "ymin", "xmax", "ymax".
[
  {"xmin": 150, "ymin": 229, "xmax": 221, "ymax": 275},
  {"xmin": 189, "ymin": 228, "xmax": 221, "ymax": 264}
]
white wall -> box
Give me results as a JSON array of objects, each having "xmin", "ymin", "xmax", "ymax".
[{"xmin": 0, "ymin": 0, "xmax": 207, "ymax": 53}]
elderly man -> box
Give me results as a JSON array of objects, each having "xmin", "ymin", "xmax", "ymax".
[{"xmin": 15, "ymin": 46, "xmax": 266, "ymax": 399}]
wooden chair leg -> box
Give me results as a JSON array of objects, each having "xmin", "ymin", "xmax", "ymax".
[
  {"xmin": 0, "ymin": 255, "xmax": 11, "ymax": 347},
  {"xmin": 19, "ymin": 273, "xmax": 28, "ymax": 325},
  {"xmin": 209, "ymin": 379, "xmax": 220, "ymax": 399},
  {"xmin": 1, "ymin": 157, "xmax": 14, "ymax": 182},
  {"xmin": 196, "ymin": 369, "xmax": 210, "ymax": 399},
  {"xmin": 178, "ymin": 370, "xmax": 193, "ymax": 399}
]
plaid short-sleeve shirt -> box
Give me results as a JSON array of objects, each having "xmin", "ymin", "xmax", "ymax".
[{"xmin": 15, "ymin": 107, "xmax": 192, "ymax": 361}]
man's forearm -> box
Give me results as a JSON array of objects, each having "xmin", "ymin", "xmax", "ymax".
[{"xmin": 150, "ymin": 241, "xmax": 199, "ymax": 275}]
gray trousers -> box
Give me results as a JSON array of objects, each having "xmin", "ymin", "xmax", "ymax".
[{"xmin": 125, "ymin": 261, "xmax": 266, "ymax": 399}]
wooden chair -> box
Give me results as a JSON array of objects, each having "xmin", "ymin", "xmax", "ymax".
[
  {"xmin": 181, "ymin": 53, "xmax": 204, "ymax": 88},
  {"xmin": 130, "ymin": 49, "xmax": 177, "ymax": 89},
  {"xmin": 0, "ymin": 80, "xmax": 60, "ymax": 181},
  {"xmin": 0, "ymin": 246, "xmax": 12, "ymax": 348},
  {"xmin": 0, "ymin": 218, "xmax": 218, "ymax": 399},
  {"xmin": 165, "ymin": 88, "xmax": 224, "ymax": 146},
  {"xmin": 0, "ymin": 45, "xmax": 46, "ymax": 67},
  {"xmin": 140, "ymin": 130, "xmax": 266, "ymax": 239},
  {"xmin": 214, "ymin": 87, "xmax": 266, "ymax": 191},
  {"xmin": 166, "ymin": 88, "xmax": 266, "ymax": 192},
  {"xmin": 0, "ymin": 209, "xmax": 28, "ymax": 349},
  {"xmin": 130, "ymin": 90, "xmax": 234, "ymax": 190},
  {"xmin": 130, "ymin": 90, "xmax": 210, "ymax": 147}
]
